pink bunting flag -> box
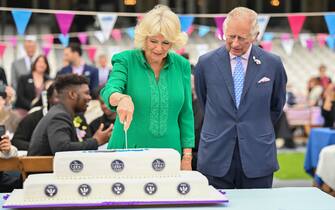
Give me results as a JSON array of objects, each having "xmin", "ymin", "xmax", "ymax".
[
  {"xmin": 306, "ymin": 38, "xmax": 314, "ymax": 51},
  {"xmin": 316, "ymin": 33, "xmax": 328, "ymax": 47},
  {"xmin": 280, "ymin": 33, "xmax": 291, "ymax": 41},
  {"xmin": 78, "ymin": 32, "xmax": 88, "ymax": 45},
  {"xmin": 137, "ymin": 15, "xmax": 143, "ymax": 23},
  {"xmin": 187, "ymin": 25, "xmax": 195, "ymax": 36},
  {"xmin": 288, "ymin": 15, "xmax": 306, "ymax": 40},
  {"xmin": 55, "ymin": 12, "xmax": 75, "ymax": 35},
  {"xmin": 0, "ymin": 43, "xmax": 6, "ymax": 59},
  {"xmin": 86, "ymin": 46, "xmax": 97, "ymax": 63},
  {"xmin": 111, "ymin": 29, "xmax": 122, "ymax": 41},
  {"xmin": 42, "ymin": 45, "xmax": 51, "ymax": 56},
  {"xmin": 42, "ymin": 34, "xmax": 54, "ymax": 46},
  {"xmin": 260, "ymin": 41, "xmax": 272, "ymax": 52},
  {"xmin": 175, "ymin": 48, "xmax": 185, "ymax": 55},
  {"xmin": 8, "ymin": 36, "xmax": 17, "ymax": 47},
  {"xmin": 214, "ymin": 16, "xmax": 226, "ymax": 40}
]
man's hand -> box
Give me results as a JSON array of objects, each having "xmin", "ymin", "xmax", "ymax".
[
  {"xmin": 93, "ymin": 123, "xmax": 113, "ymax": 145},
  {"xmin": 0, "ymin": 135, "xmax": 11, "ymax": 153}
]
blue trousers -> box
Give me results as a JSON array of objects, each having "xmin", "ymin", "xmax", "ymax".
[{"xmin": 204, "ymin": 142, "xmax": 273, "ymax": 189}]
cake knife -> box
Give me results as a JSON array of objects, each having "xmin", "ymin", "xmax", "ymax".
[{"xmin": 124, "ymin": 122, "xmax": 128, "ymax": 149}]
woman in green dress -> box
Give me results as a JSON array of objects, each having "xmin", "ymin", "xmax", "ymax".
[{"xmin": 101, "ymin": 5, "xmax": 194, "ymax": 170}]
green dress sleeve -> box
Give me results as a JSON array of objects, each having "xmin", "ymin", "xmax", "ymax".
[
  {"xmin": 178, "ymin": 58, "xmax": 195, "ymax": 149},
  {"xmin": 100, "ymin": 53, "xmax": 128, "ymax": 111}
]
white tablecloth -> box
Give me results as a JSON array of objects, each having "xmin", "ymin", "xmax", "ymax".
[{"xmin": 316, "ymin": 144, "xmax": 335, "ymax": 190}]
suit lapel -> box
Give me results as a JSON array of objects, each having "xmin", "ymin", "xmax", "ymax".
[
  {"xmin": 214, "ymin": 47, "xmax": 235, "ymax": 103},
  {"xmin": 241, "ymin": 45, "xmax": 260, "ymax": 100}
]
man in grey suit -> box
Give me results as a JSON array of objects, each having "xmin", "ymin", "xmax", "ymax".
[
  {"xmin": 28, "ymin": 74, "xmax": 113, "ymax": 156},
  {"xmin": 194, "ymin": 7, "xmax": 287, "ymax": 189},
  {"xmin": 10, "ymin": 37, "xmax": 37, "ymax": 90}
]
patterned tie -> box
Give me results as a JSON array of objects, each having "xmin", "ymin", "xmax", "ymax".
[{"xmin": 233, "ymin": 56, "xmax": 244, "ymax": 108}]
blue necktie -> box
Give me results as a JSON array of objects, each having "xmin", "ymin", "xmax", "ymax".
[{"xmin": 233, "ymin": 56, "xmax": 244, "ymax": 108}]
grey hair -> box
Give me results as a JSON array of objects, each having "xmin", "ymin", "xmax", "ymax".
[{"xmin": 223, "ymin": 7, "xmax": 259, "ymax": 39}]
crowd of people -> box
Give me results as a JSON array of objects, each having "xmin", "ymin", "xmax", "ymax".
[{"xmin": 1, "ymin": 4, "xmax": 332, "ymax": 195}]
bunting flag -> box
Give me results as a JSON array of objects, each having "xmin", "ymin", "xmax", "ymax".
[
  {"xmin": 324, "ymin": 14, "xmax": 335, "ymax": 35},
  {"xmin": 187, "ymin": 25, "xmax": 195, "ymax": 36},
  {"xmin": 58, "ymin": 34, "xmax": 70, "ymax": 47},
  {"xmin": 77, "ymin": 32, "xmax": 88, "ymax": 45},
  {"xmin": 111, "ymin": 29, "xmax": 122, "ymax": 41},
  {"xmin": 288, "ymin": 15, "xmax": 306, "ymax": 39},
  {"xmin": 316, "ymin": 33, "xmax": 328, "ymax": 47},
  {"xmin": 260, "ymin": 41, "xmax": 272, "ymax": 52},
  {"xmin": 42, "ymin": 45, "xmax": 51, "ymax": 56},
  {"xmin": 126, "ymin": 27, "xmax": 135, "ymax": 40},
  {"xmin": 257, "ymin": 15, "xmax": 270, "ymax": 41},
  {"xmin": 8, "ymin": 36, "xmax": 18, "ymax": 47},
  {"xmin": 326, "ymin": 35, "xmax": 335, "ymax": 50},
  {"xmin": 11, "ymin": 10, "xmax": 32, "ymax": 35},
  {"xmin": 306, "ymin": 38, "xmax": 314, "ymax": 51},
  {"xmin": 214, "ymin": 16, "xmax": 226, "ymax": 40},
  {"xmin": 262, "ymin": 32, "xmax": 274, "ymax": 41},
  {"xmin": 179, "ymin": 15, "xmax": 194, "ymax": 32},
  {"xmin": 94, "ymin": 31, "xmax": 106, "ymax": 43},
  {"xmin": 280, "ymin": 34, "xmax": 294, "ymax": 55},
  {"xmin": 280, "ymin": 33, "xmax": 290, "ymax": 41},
  {"xmin": 175, "ymin": 48, "xmax": 186, "ymax": 55},
  {"xmin": 0, "ymin": 43, "xmax": 6, "ymax": 59},
  {"xmin": 97, "ymin": 13, "xmax": 118, "ymax": 40},
  {"xmin": 299, "ymin": 33, "xmax": 311, "ymax": 48},
  {"xmin": 215, "ymin": 28, "xmax": 223, "ymax": 40},
  {"xmin": 137, "ymin": 15, "xmax": 143, "ymax": 23},
  {"xmin": 55, "ymin": 12, "xmax": 75, "ymax": 35},
  {"xmin": 198, "ymin": 25, "xmax": 210, "ymax": 37},
  {"xmin": 86, "ymin": 46, "xmax": 97, "ymax": 63},
  {"xmin": 42, "ymin": 34, "xmax": 54, "ymax": 46}
]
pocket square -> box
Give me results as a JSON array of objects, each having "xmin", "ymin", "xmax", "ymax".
[{"xmin": 257, "ymin": 77, "xmax": 271, "ymax": 84}]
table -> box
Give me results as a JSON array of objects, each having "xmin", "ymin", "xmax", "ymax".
[
  {"xmin": 304, "ymin": 128, "xmax": 335, "ymax": 176},
  {"xmin": 1, "ymin": 188, "xmax": 335, "ymax": 210}
]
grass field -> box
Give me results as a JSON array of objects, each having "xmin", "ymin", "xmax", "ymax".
[{"xmin": 274, "ymin": 152, "xmax": 312, "ymax": 180}]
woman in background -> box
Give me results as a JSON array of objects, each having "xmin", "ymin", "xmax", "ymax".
[{"xmin": 15, "ymin": 55, "xmax": 50, "ymax": 116}]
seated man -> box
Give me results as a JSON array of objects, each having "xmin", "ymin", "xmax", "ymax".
[
  {"xmin": 12, "ymin": 83, "xmax": 59, "ymax": 150},
  {"xmin": 28, "ymin": 74, "xmax": 112, "ymax": 156},
  {"xmin": 0, "ymin": 134, "xmax": 22, "ymax": 192}
]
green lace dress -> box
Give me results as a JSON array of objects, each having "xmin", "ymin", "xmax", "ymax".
[{"xmin": 101, "ymin": 49, "xmax": 194, "ymax": 154}]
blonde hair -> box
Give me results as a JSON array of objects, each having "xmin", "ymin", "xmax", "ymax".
[
  {"xmin": 134, "ymin": 5, "xmax": 188, "ymax": 50},
  {"xmin": 223, "ymin": 7, "xmax": 259, "ymax": 39}
]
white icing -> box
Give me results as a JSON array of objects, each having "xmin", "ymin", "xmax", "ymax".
[
  {"xmin": 4, "ymin": 149, "xmax": 228, "ymax": 207},
  {"xmin": 53, "ymin": 149, "xmax": 180, "ymax": 178},
  {"xmin": 23, "ymin": 171, "xmax": 210, "ymax": 201}
]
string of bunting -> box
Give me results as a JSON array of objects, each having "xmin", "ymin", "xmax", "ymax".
[{"xmin": 0, "ymin": 7, "xmax": 335, "ymax": 60}]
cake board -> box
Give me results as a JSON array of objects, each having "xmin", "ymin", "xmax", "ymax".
[{"xmin": 3, "ymin": 189, "xmax": 228, "ymax": 209}]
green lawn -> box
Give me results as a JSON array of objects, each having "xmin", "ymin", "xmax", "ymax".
[{"xmin": 274, "ymin": 152, "xmax": 312, "ymax": 180}]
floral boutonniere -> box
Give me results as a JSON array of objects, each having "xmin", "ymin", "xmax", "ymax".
[
  {"xmin": 73, "ymin": 116, "xmax": 87, "ymax": 142},
  {"xmin": 253, "ymin": 56, "xmax": 261, "ymax": 65}
]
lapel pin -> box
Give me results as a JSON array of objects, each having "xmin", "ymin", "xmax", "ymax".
[{"xmin": 252, "ymin": 56, "xmax": 261, "ymax": 65}]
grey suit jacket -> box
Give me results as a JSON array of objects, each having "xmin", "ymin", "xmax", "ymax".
[
  {"xmin": 28, "ymin": 103, "xmax": 98, "ymax": 156},
  {"xmin": 195, "ymin": 45, "xmax": 287, "ymax": 178},
  {"xmin": 11, "ymin": 58, "xmax": 29, "ymax": 90}
]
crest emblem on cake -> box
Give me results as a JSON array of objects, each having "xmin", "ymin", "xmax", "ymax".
[{"xmin": 3, "ymin": 149, "xmax": 228, "ymax": 208}]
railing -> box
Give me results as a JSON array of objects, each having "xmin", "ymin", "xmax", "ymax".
[{"xmin": 0, "ymin": 156, "xmax": 53, "ymax": 181}]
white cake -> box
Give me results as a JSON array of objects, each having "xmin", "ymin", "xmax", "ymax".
[
  {"xmin": 53, "ymin": 149, "xmax": 180, "ymax": 178},
  {"xmin": 4, "ymin": 148, "xmax": 228, "ymax": 208}
]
